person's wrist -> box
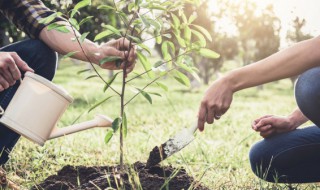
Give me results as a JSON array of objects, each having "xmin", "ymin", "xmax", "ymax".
[
  {"xmin": 84, "ymin": 41, "xmax": 101, "ymax": 65},
  {"xmin": 287, "ymin": 114, "xmax": 301, "ymax": 129},
  {"xmin": 222, "ymin": 71, "xmax": 240, "ymax": 93}
]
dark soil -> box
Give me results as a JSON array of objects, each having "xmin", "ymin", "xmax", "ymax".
[
  {"xmin": 31, "ymin": 162, "xmax": 210, "ymax": 190},
  {"xmin": 146, "ymin": 143, "xmax": 168, "ymax": 167}
]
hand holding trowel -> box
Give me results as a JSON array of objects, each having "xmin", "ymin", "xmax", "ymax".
[{"xmin": 146, "ymin": 123, "xmax": 199, "ymax": 167}]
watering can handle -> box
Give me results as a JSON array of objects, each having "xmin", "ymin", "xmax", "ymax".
[{"xmin": 0, "ymin": 78, "xmax": 23, "ymax": 116}]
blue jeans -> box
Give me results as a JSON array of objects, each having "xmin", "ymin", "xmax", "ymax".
[
  {"xmin": 249, "ymin": 67, "xmax": 320, "ymax": 183},
  {"xmin": 0, "ymin": 39, "xmax": 57, "ymax": 165}
]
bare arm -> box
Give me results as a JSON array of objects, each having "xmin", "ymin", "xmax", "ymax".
[
  {"xmin": 198, "ymin": 36, "xmax": 320, "ymax": 131},
  {"xmin": 228, "ymin": 36, "xmax": 320, "ymax": 91},
  {"xmin": 39, "ymin": 21, "xmax": 136, "ymax": 72}
]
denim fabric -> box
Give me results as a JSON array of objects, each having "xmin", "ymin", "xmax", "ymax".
[
  {"xmin": 0, "ymin": 39, "xmax": 57, "ymax": 165},
  {"xmin": 249, "ymin": 67, "xmax": 320, "ymax": 183}
]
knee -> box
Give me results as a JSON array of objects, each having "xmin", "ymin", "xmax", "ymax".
[
  {"xmin": 28, "ymin": 40, "xmax": 57, "ymax": 81},
  {"xmin": 249, "ymin": 141, "xmax": 276, "ymax": 182},
  {"xmin": 295, "ymin": 67, "xmax": 320, "ymax": 106}
]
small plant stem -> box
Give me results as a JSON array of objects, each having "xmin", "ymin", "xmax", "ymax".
[
  {"xmin": 126, "ymin": 49, "xmax": 194, "ymax": 83},
  {"xmin": 119, "ymin": 12, "xmax": 137, "ymax": 170},
  {"xmin": 124, "ymin": 68, "xmax": 175, "ymax": 106},
  {"xmin": 68, "ymin": 22, "xmax": 121, "ymax": 96}
]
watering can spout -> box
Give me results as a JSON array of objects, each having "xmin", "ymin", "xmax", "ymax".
[{"xmin": 49, "ymin": 114, "xmax": 113, "ymax": 140}]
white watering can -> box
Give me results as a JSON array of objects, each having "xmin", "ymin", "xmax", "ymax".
[{"xmin": 0, "ymin": 72, "xmax": 113, "ymax": 146}]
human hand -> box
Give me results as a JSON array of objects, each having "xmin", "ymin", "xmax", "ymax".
[
  {"xmin": 95, "ymin": 38, "xmax": 136, "ymax": 75},
  {"xmin": 197, "ymin": 77, "xmax": 234, "ymax": 132},
  {"xmin": 0, "ymin": 52, "xmax": 34, "ymax": 91},
  {"xmin": 252, "ymin": 115, "xmax": 296, "ymax": 138}
]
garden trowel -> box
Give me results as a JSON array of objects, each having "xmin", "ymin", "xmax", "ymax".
[{"xmin": 146, "ymin": 124, "xmax": 198, "ymax": 167}]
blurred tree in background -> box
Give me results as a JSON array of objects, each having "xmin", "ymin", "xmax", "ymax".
[{"xmin": 286, "ymin": 17, "xmax": 313, "ymax": 86}]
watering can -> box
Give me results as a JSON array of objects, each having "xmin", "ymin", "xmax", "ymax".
[{"xmin": 0, "ymin": 72, "xmax": 113, "ymax": 146}]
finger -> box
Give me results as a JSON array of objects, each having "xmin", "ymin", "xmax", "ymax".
[
  {"xmin": 126, "ymin": 62, "xmax": 135, "ymax": 74},
  {"xmin": 10, "ymin": 53, "xmax": 34, "ymax": 73},
  {"xmin": 254, "ymin": 115, "xmax": 273, "ymax": 123},
  {"xmin": 7, "ymin": 60, "xmax": 21, "ymax": 81},
  {"xmin": 0, "ymin": 74, "xmax": 10, "ymax": 89},
  {"xmin": 197, "ymin": 103, "xmax": 207, "ymax": 132},
  {"xmin": 206, "ymin": 106, "xmax": 215, "ymax": 124},
  {"xmin": 128, "ymin": 45, "xmax": 136, "ymax": 63},
  {"xmin": 255, "ymin": 117, "xmax": 273, "ymax": 129},
  {"xmin": 256, "ymin": 124, "xmax": 272, "ymax": 132},
  {"xmin": 260, "ymin": 128, "xmax": 276, "ymax": 138},
  {"xmin": 117, "ymin": 38, "xmax": 130, "ymax": 50},
  {"xmin": 1, "ymin": 68, "xmax": 15, "ymax": 85}
]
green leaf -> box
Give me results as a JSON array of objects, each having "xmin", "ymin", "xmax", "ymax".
[
  {"xmin": 102, "ymin": 25, "xmax": 121, "ymax": 36},
  {"xmin": 123, "ymin": 112, "xmax": 127, "ymax": 138},
  {"xmin": 181, "ymin": 12, "xmax": 188, "ymax": 24},
  {"xmin": 137, "ymin": 51, "xmax": 154, "ymax": 78},
  {"xmin": 88, "ymin": 96, "xmax": 114, "ymax": 113},
  {"xmin": 39, "ymin": 12, "xmax": 62, "ymax": 24},
  {"xmin": 188, "ymin": 13, "xmax": 197, "ymax": 24},
  {"xmin": 136, "ymin": 88, "xmax": 152, "ymax": 104},
  {"xmin": 104, "ymin": 130, "xmax": 113, "ymax": 144},
  {"xmin": 192, "ymin": 24, "xmax": 212, "ymax": 42},
  {"xmin": 103, "ymin": 72, "xmax": 121, "ymax": 92},
  {"xmin": 149, "ymin": 92, "xmax": 162, "ymax": 97},
  {"xmin": 154, "ymin": 60, "xmax": 163, "ymax": 67},
  {"xmin": 62, "ymin": 51, "xmax": 79, "ymax": 59},
  {"xmin": 112, "ymin": 117, "xmax": 122, "ymax": 132},
  {"xmin": 148, "ymin": 5, "xmax": 166, "ymax": 10},
  {"xmin": 68, "ymin": 18, "xmax": 79, "ymax": 30},
  {"xmin": 199, "ymin": 48, "xmax": 220, "ymax": 59},
  {"xmin": 94, "ymin": 30, "xmax": 113, "ymax": 41},
  {"xmin": 161, "ymin": 42, "xmax": 169, "ymax": 59},
  {"xmin": 71, "ymin": 0, "xmax": 91, "ymax": 17},
  {"xmin": 99, "ymin": 56, "xmax": 122, "ymax": 66},
  {"xmin": 137, "ymin": 44, "xmax": 151, "ymax": 55},
  {"xmin": 85, "ymin": 75, "xmax": 98, "ymax": 80},
  {"xmin": 156, "ymin": 82, "xmax": 168, "ymax": 91},
  {"xmin": 173, "ymin": 33, "xmax": 186, "ymax": 48},
  {"xmin": 77, "ymin": 68, "xmax": 91, "ymax": 75},
  {"xmin": 97, "ymin": 5, "xmax": 115, "ymax": 11},
  {"xmin": 174, "ymin": 71, "xmax": 190, "ymax": 87},
  {"xmin": 171, "ymin": 14, "xmax": 180, "ymax": 28},
  {"xmin": 191, "ymin": 29, "xmax": 206, "ymax": 47},
  {"xmin": 156, "ymin": 35, "xmax": 162, "ymax": 44},
  {"xmin": 79, "ymin": 16, "xmax": 93, "ymax": 26},
  {"xmin": 184, "ymin": 25, "xmax": 192, "ymax": 41},
  {"xmin": 135, "ymin": 0, "xmax": 142, "ymax": 6},
  {"xmin": 127, "ymin": 35, "xmax": 141, "ymax": 43},
  {"xmin": 80, "ymin": 32, "xmax": 89, "ymax": 43},
  {"xmin": 47, "ymin": 23, "xmax": 70, "ymax": 33}
]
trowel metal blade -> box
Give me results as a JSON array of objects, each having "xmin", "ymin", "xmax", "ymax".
[{"xmin": 146, "ymin": 128, "xmax": 195, "ymax": 167}]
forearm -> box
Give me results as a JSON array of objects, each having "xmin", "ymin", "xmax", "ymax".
[
  {"xmin": 288, "ymin": 108, "xmax": 309, "ymax": 129},
  {"xmin": 226, "ymin": 36, "xmax": 320, "ymax": 92},
  {"xmin": 39, "ymin": 21, "xmax": 100, "ymax": 64}
]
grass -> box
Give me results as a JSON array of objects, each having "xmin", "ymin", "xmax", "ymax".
[{"xmin": 2, "ymin": 59, "xmax": 320, "ymax": 189}]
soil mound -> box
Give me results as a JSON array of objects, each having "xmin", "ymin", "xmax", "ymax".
[{"xmin": 31, "ymin": 162, "xmax": 210, "ymax": 190}]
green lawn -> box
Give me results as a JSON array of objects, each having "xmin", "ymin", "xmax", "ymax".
[{"xmin": 4, "ymin": 60, "xmax": 319, "ymax": 189}]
